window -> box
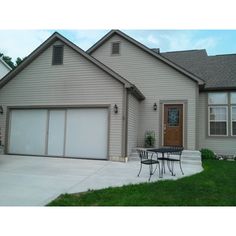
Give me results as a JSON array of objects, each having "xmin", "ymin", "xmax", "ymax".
[
  {"xmin": 111, "ymin": 42, "xmax": 120, "ymax": 55},
  {"xmin": 209, "ymin": 106, "xmax": 228, "ymax": 136},
  {"xmin": 208, "ymin": 93, "xmax": 227, "ymax": 104},
  {"xmin": 168, "ymin": 108, "xmax": 180, "ymax": 127},
  {"xmin": 52, "ymin": 45, "xmax": 64, "ymax": 65},
  {"xmin": 231, "ymin": 93, "xmax": 236, "ymax": 135},
  {"xmin": 231, "ymin": 106, "xmax": 236, "ymax": 136},
  {"xmin": 231, "ymin": 92, "xmax": 236, "ymax": 104},
  {"xmin": 208, "ymin": 92, "xmax": 236, "ymax": 137},
  {"xmin": 208, "ymin": 93, "xmax": 228, "ymax": 136}
]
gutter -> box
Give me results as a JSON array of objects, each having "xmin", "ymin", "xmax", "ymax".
[
  {"xmin": 200, "ymin": 86, "xmax": 236, "ymax": 92},
  {"xmin": 127, "ymin": 85, "xmax": 145, "ymax": 101}
]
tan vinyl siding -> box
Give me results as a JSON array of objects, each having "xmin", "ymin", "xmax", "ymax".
[
  {"xmin": 0, "ymin": 41, "xmax": 124, "ymax": 158},
  {"xmin": 127, "ymin": 93, "xmax": 139, "ymax": 156},
  {"xmin": 198, "ymin": 92, "xmax": 236, "ymax": 155},
  {"xmin": 91, "ymin": 34, "xmax": 198, "ymax": 149}
]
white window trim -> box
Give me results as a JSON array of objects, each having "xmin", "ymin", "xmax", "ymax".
[
  {"xmin": 231, "ymin": 106, "xmax": 236, "ymax": 136},
  {"xmin": 208, "ymin": 106, "xmax": 228, "ymax": 136}
]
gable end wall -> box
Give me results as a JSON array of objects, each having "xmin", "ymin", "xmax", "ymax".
[
  {"xmin": 91, "ymin": 34, "xmax": 198, "ymax": 150},
  {"xmin": 0, "ymin": 40, "xmax": 124, "ymax": 159}
]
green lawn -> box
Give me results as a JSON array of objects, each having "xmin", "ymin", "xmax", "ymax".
[{"xmin": 47, "ymin": 160, "xmax": 236, "ymax": 206}]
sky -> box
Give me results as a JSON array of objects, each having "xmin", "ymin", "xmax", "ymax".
[{"xmin": 1, "ymin": 30, "xmax": 236, "ymax": 61}]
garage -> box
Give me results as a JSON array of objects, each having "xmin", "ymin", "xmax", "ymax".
[{"xmin": 7, "ymin": 108, "xmax": 109, "ymax": 159}]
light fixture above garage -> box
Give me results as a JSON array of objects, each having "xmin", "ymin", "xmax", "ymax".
[
  {"xmin": 153, "ymin": 103, "xmax": 157, "ymax": 111},
  {"xmin": 0, "ymin": 106, "xmax": 3, "ymax": 114},
  {"xmin": 114, "ymin": 104, "xmax": 118, "ymax": 114}
]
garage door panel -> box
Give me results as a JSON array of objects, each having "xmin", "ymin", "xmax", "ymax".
[
  {"xmin": 47, "ymin": 110, "xmax": 65, "ymax": 156},
  {"xmin": 8, "ymin": 110, "xmax": 47, "ymax": 155},
  {"xmin": 65, "ymin": 109, "xmax": 108, "ymax": 159}
]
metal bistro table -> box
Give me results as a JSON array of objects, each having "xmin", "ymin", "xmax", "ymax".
[{"xmin": 149, "ymin": 147, "xmax": 183, "ymax": 178}]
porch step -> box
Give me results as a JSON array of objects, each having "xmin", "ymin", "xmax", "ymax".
[{"xmin": 129, "ymin": 148, "xmax": 202, "ymax": 165}]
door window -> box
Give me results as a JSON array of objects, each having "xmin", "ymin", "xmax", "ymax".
[{"xmin": 168, "ymin": 108, "xmax": 179, "ymax": 127}]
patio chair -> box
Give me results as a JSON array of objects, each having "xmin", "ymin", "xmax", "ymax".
[
  {"xmin": 137, "ymin": 149, "xmax": 160, "ymax": 181},
  {"xmin": 166, "ymin": 146, "xmax": 184, "ymax": 175}
]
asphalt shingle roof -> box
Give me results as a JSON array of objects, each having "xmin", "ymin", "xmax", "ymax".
[{"xmin": 155, "ymin": 49, "xmax": 236, "ymax": 90}]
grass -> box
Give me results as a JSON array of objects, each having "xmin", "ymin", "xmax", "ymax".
[{"xmin": 47, "ymin": 160, "xmax": 236, "ymax": 206}]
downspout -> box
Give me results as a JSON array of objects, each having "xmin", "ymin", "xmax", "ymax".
[
  {"xmin": 125, "ymin": 89, "xmax": 129, "ymax": 158},
  {"xmin": 195, "ymin": 86, "xmax": 200, "ymax": 150},
  {"xmin": 122, "ymin": 86, "xmax": 128, "ymax": 160}
]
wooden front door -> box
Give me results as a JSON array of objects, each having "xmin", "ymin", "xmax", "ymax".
[{"xmin": 163, "ymin": 104, "xmax": 183, "ymax": 147}]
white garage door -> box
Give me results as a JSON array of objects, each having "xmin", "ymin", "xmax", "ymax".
[{"xmin": 8, "ymin": 108, "xmax": 108, "ymax": 159}]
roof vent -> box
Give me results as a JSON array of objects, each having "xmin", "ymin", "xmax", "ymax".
[
  {"xmin": 111, "ymin": 42, "xmax": 120, "ymax": 55},
  {"xmin": 52, "ymin": 45, "xmax": 64, "ymax": 65}
]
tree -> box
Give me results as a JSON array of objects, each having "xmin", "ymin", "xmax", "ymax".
[
  {"xmin": 0, "ymin": 52, "xmax": 26, "ymax": 69},
  {"xmin": 15, "ymin": 57, "xmax": 24, "ymax": 66},
  {"xmin": 0, "ymin": 53, "xmax": 15, "ymax": 69},
  {"xmin": 14, "ymin": 56, "xmax": 27, "ymax": 67}
]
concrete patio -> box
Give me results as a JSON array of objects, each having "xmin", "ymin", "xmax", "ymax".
[{"xmin": 0, "ymin": 152, "xmax": 203, "ymax": 206}]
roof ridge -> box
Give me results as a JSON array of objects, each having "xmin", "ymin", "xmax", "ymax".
[
  {"xmin": 161, "ymin": 49, "xmax": 207, "ymax": 54},
  {"xmin": 209, "ymin": 53, "xmax": 236, "ymax": 57},
  {"xmin": 0, "ymin": 31, "xmax": 145, "ymax": 100},
  {"xmin": 87, "ymin": 30, "xmax": 205, "ymax": 85}
]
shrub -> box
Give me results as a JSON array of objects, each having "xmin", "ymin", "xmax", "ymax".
[
  {"xmin": 200, "ymin": 148, "xmax": 216, "ymax": 160},
  {"xmin": 145, "ymin": 131, "xmax": 155, "ymax": 148}
]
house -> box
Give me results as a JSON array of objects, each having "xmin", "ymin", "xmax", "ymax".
[
  {"xmin": 0, "ymin": 56, "xmax": 11, "ymax": 80},
  {"xmin": 0, "ymin": 30, "xmax": 235, "ymax": 161}
]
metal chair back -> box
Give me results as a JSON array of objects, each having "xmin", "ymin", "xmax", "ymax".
[{"xmin": 137, "ymin": 149, "xmax": 149, "ymax": 160}]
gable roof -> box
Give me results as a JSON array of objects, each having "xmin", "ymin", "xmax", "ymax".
[
  {"xmin": 0, "ymin": 56, "xmax": 12, "ymax": 71},
  {"xmin": 0, "ymin": 32, "xmax": 145, "ymax": 101},
  {"xmin": 160, "ymin": 50, "xmax": 236, "ymax": 91},
  {"xmin": 87, "ymin": 30, "xmax": 205, "ymax": 86}
]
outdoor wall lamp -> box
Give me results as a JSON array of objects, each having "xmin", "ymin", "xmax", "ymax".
[
  {"xmin": 153, "ymin": 103, "xmax": 157, "ymax": 111},
  {"xmin": 0, "ymin": 106, "xmax": 3, "ymax": 114},
  {"xmin": 114, "ymin": 104, "xmax": 118, "ymax": 114}
]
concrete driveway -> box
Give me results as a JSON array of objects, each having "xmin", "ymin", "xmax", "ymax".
[{"xmin": 0, "ymin": 154, "xmax": 203, "ymax": 206}]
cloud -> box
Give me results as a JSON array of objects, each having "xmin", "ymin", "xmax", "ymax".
[
  {"xmin": 0, "ymin": 30, "xmax": 52, "ymax": 61},
  {"xmin": 158, "ymin": 32, "xmax": 218, "ymax": 52},
  {"xmin": 129, "ymin": 30, "xmax": 219, "ymax": 53},
  {"xmin": 160, "ymin": 33, "xmax": 193, "ymax": 51},
  {"xmin": 73, "ymin": 30, "xmax": 109, "ymax": 50},
  {"xmin": 0, "ymin": 29, "xmax": 107, "ymax": 62},
  {"xmin": 193, "ymin": 37, "xmax": 217, "ymax": 50},
  {"xmin": 0, "ymin": 30, "xmax": 220, "ymax": 63},
  {"xmin": 147, "ymin": 34, "xmax": 160, "ymax": 45}
]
